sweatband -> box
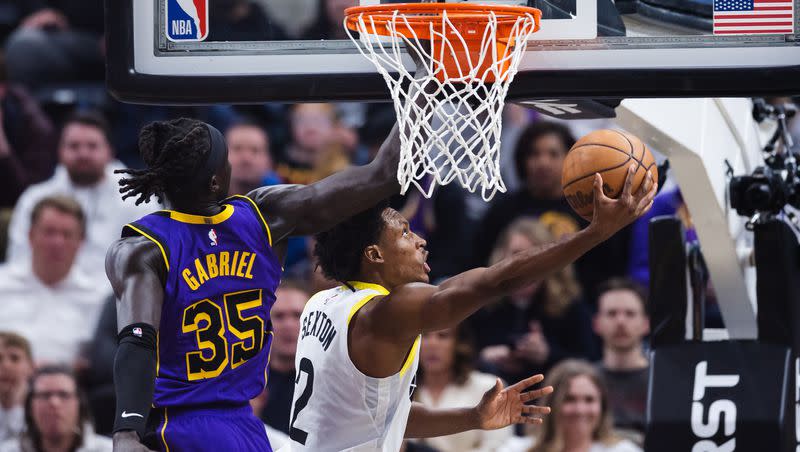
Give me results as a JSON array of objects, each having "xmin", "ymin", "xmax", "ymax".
[{"xmin": 113, "ymin": 323, "xmax": 158, "ymax": 437}]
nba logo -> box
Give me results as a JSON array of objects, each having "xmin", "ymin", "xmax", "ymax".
[{"xmin": 166, "ymin": 0, "xmax": 208, "ymax": 42}]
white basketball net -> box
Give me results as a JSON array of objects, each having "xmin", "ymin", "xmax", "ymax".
[{"xmin": 345, "ymin": 8, "xmax": 538, "ymax": 201}]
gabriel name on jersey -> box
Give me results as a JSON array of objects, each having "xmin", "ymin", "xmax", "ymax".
[{"xmin": 181, "ymin": 250, "xmax": 259, "ymax": 290}]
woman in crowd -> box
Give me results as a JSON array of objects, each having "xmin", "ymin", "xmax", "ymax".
[
  {"xmin": 0, "ymin": 366, "xmax": 110, "ymax": 452},
  {"xmin": 471, "ymin": 219, "xmax": 598, "ymax": 384},
  {"xmin": 501, "ymin": 359, "xmax": 641, "ymax": 452},
  {"xmin": 413, "ymin": 325, "xmax": 513, "ymax": 452}
]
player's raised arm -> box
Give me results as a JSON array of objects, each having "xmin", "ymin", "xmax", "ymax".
[
  {"xmin": 373, "ymin": 165, "xmax": 657, "ymax": 341},
  {"xmin": 247, "ymin": 49, "xmax": 433, "ymax": 242},
  {"xmin": 105, "ymin": 238, "xmax": 165, "ymax": 452}
]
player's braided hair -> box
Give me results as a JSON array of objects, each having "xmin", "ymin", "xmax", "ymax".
[
  {"xmin": 115, "ymin": 118, "xmax": 212, "ymax": 205},
  {"xmin": 314, "ymin": 202, "xmax": 389, "ymax": 285}
]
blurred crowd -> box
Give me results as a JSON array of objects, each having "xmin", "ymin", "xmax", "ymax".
[{"xmin": 0, "ymin": 1, "xmax": 799, "ymax": 452}]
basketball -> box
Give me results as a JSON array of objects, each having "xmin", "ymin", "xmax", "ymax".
[{"xmin": 561, "ymin": 129, "xmax": 658, "ymax": 221}]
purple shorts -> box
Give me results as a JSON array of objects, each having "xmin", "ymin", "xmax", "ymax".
[{"xmin": 146, "ymin": 404, "xmax": 271, "ymax": 452}]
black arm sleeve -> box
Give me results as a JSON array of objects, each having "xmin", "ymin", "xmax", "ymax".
[{"xmin": 113, "ymin": 323, "xmax": 158, "ymax": 438}]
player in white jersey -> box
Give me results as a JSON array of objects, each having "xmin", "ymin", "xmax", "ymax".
[{"xmin": 286, "ymin": 164, "xmax": 656, "ymax": 452}]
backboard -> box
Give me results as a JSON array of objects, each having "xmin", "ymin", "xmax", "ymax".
[{"xmin": 105, "ymin": 0, "xmax": 799, "ymax": 104}]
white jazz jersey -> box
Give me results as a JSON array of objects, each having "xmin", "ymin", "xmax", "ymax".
[{"xmin": 283, "ymin": 282, "xmax": 421, "ymax": 452}]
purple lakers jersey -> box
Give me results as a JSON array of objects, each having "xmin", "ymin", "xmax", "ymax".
[{"xmin": 123, "ymin": 195, "xmax": 280, "ymax": 408}]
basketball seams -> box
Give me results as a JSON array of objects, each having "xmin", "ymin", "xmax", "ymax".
[
  {"xmin": 562, "ymin": 157, "xmax": 633, "ymax": 190},
  {"xmin": 611, "ymin": 129, "xmax": 647, "ymax": 170}
]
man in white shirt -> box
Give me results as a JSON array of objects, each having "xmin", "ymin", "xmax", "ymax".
[
  {"xmin": 6, "ymin": 111, "xmax": 153, "ymax": 275},
  {"xmin": 0, "ymin": 196, "xmax": 110, "ymax": 364}
]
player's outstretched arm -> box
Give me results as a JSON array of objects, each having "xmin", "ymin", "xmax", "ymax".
[
  {"xmin": 247, "ymin": 54, "xmax": 432, "ymax": 242},
  {"xmin": 105, "ymin": 238, "xmax": 165, "ymax": 452},
  {"xmin": 375, "ymin": 166, "xmax": 657, "ymax": 341},
  {"xmin": 405, "ymin": 374, "xmax": 553, "ymax": 438}
]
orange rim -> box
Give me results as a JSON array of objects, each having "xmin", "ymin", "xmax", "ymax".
[{"xmin": 344, "ymin": 3, "xmax": 541, "ymax": 35}]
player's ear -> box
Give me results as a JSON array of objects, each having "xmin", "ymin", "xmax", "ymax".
[
  {"xmin": 364, "ymin": 244, "xmax": 384, "ymax": 264},
  {"xmin": 209, "ymin": 174, "xmax": 220, "ymax": 194}
]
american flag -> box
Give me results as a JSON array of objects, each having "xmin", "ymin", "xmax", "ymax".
[{"xmin": 714, "ymin": 0, "xmax": 794, "ymax": 34}]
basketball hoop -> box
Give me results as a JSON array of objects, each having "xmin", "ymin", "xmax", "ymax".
[{"xmin": 345, "ymin": 3, "xmax": 541, "ymax": 201}]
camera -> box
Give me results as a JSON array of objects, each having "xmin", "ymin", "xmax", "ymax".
[
  {"xmin": 729, "ymin": 99, "xmax": 799, "ymax": 221},
  {"xmin": 729, "ymin": 166, "xmax": 794, "ymax": 218}
]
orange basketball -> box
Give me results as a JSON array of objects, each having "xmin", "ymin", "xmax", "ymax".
[{"xmin": 561, "ymin": 129, "xmax": 658, "ymax": 221}]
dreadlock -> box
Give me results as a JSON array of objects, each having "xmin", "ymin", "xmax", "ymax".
[
  {"xmin": 115, "ymin": 118, "xmax": 212, "ymax": 205},
  {"xmin": 314, "ymin": 202, "xmax": 389, "ymax": 285}
]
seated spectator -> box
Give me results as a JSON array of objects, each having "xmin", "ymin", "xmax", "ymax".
[
  {"xmin": 471, "ymin": 219, "xmax": 597, "ymax": 384},
  {"xmin": 226, "ymin": 121, "xmax": 281, "ymax": 196},
  {"xmin": 301, "ymin": 0, "xmax": 356, "ymax": 40},
  {"xmin": 500, "ymin": 359, "xmax": 641, "ymax": 452},
  {"xmin": 0, "ymin": 196, "xmax": 109, "ymax": 364},
  {"xmin": 6, "ymin": 111, "xmax": 153, "ymax": 276},
  {"xmin": 593, "ymin": 278, "xmax": 649, "ymax": 444},
  {"xmin": 276, "ymin": 103, "xmax": 350, "ymax": 185},
  {"xmin": 258, "ymin": 280, "xmax": 309, "ymax": 433},
  {"xmin": 3, "ymin": 0, "xmax": 105, "ymax": 90},
  {"xmin": 0, "ymin": 79, "xmax": 59, "ymax": 208},
  {"xmin": 207, "ymin": 0, "xmax": 288, "ymax": 41},
  {"xmin": 0, "ymin": 366, "xmax": 111, "ymax": 452},
  {"xmin": 0, "ymin": 333, "xmax": 34, "ymax": 443},
  {"xmin": 471, "ymin": 121, "xmax": 631, "ymax": 303},
  {"xmin": 85, "ymin": 295, "xmax": 116, "ymax": 436},
  {"xmin": 413, "ymin": 325, "xmax": 512, "ymax": 452}
]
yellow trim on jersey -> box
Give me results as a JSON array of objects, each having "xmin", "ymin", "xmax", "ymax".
[
  {"xmin": 231, "ymin": 195, "xmax": 273, "ymax": 246},
  {"xmin": 347, "ymin": 281, "xmax": 389, "ymax": 295},
  {"xmin": 165, "ymin": 204, "xmax": 234, "ymax": 225},
  {"xmin": 399, "ymin": 335, "xmax": 421, "ymax": 377},
  {"xmin": 161, "ymin": 407, "xmax": 170, "ymax": 452},
  {"xmin": 347, "ymin": 293, "xmax": 382, "ymax": 326},
  {"xmin": 156, "ymin": 332, "xmax": 161, "ymax": 377},
  {"xmin": 125, "ymin": 224, "xmax": 169, "ymax": 271}
]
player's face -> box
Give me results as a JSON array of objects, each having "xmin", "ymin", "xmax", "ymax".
[
  {"xmin": 59, "ymin": 123, "xmax": 112, "ymax": 187},
  {"xmin": 376, "ymin": 208, "xmax": 429, "ymax": 286},
  {"xmin": 28, "ymin": 207, "xmax": 83, "ymax": 272},
  {"xmin": 30, "ymin": 374, "xmax": 81, "ymax": 439},
  {"xmin": 420, "ymin": 329, "xmax": 456, "ymax": 376},
  {"xmin": 524, "ymin": 133, "xmax": 568, "ymax": 198},
  {"xmin": 557, "ymin": 375, "xmax": 602, "ymax": 440},
  {"xmin": 594, "ymin": 290, "xmax": 649, "ymax": 351},
  {"xmin": 271, "ymin": 287, "xmax": 308, "ymax": 358},
  {"xmin": 227, "ymin": 126, "xmax": 272, "ymax": 186},
  {"xmin": 0, "ymin": 345, "xmax": 33, "ymax": 396}
]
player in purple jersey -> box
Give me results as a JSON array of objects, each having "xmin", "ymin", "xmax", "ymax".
[{"xmin": 105, "ymin": 114, "xmax": 410, "ymax": 452}]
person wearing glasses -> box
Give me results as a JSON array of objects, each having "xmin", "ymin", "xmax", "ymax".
[{"xmin": 0, "ymin": 366, "xmax": 111, "ymax": 452}]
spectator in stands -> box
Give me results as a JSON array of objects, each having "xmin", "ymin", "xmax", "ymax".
[
  {"xmin": 84, "ymin": 295, "xmax": 116, "ymax": 436},
  {"xmin": 0, "ymin": 366, "xmax": 111, "ymax": 452},
  {"xmin": 592, "ymin": 278, "xmax": 650, "ymax": 443},
  {"xmin": 0, "ymin": 196, "xmax": 109, "ymax": 365},
  {"xmin": 471, "ymin": 121, "xmax": 631, "ymax": 303},
  {"xmin": 413, "ymin": 325, "xmax": 512, "ymax": 452},
  {"xmin": 276, "ymin": 103, "xmax": 350, "ymax": 185},
  {"xmin": 3, "ymin": 0, "xmax": 105, "ymax": 90},
  {"xmin": 471, "ymin": 219, "xmax": 597, "ymax": 384},
  {"xmin": 301, "ymin": 0, "xmax": 355, "ymax": 40},
  {"xmin": 226, "ymin": 121, "xmax": 281, "ymax": 195},
  {"xmin": 501, "ymin": 359, "xmax": 641, "ymax": 452},
  {"xmin": 258, "ymin": 281, "xmax": 309, "ymax": 433},
  {"xmin": 0, "ymin": 76, "xmax": 59, "ymax": 209},
  {"xmin": 207, "ymin": 0, "xmax": 289, "ymax": 41},
  {"xmin": 0, "ymin": 333, "xmax": 34, "ymax": 443},
  {"xmin": 6, "ymin": 111, "xmax": 153, "ymax": 275}
]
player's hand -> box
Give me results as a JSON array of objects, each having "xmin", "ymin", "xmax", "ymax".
[
  {"xmin": 474, "ymin": 374, "xmax": 553, "ymax": 430},
  {"xmin": 588, "ymin": 163, "xmax": 656, "ymax": 240},
  {"xmin": 113, "ymin": 431, "xmax": 155, "ymax": 452}
]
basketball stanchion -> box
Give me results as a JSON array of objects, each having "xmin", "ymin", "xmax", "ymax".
[{"xmin": 344, "ymin": 3, "xmax": 540, "ymax": 201}]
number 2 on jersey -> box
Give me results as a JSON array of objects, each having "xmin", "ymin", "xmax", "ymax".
[
  {"xmin": 182, "ymin": 289, "xmax": 265, "ymax": 380},
  {"xmin": 289, "ymin": 357, "xmax": 314, "ymax": 444}
]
